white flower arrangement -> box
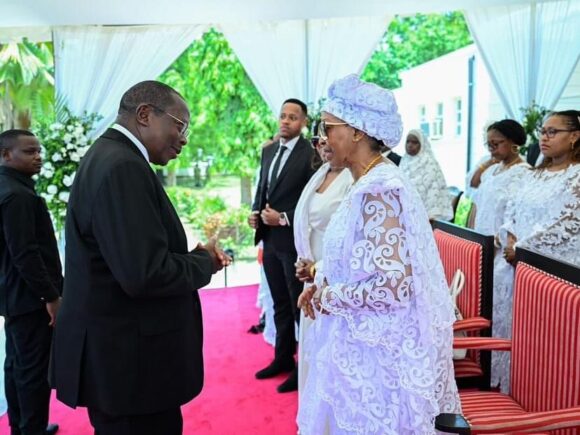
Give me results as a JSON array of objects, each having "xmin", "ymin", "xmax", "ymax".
[{"xmin": 35, "ymin": 110, "xmax": 101, "ymax": 230}]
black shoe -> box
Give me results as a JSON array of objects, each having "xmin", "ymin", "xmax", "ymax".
[
  {"xmin": 247, "ymin": 323, "xmax": 265, "ymax": 334},
  {"xmin": 46, "ymin": 423, "xmax": 59, "ymax": 435},
  {"xmin": 277, "ymin": 368, "xmax": 298, "ymax": 393},
  {"xmin": 255, "ymin": 360, "xmax": 295, "ymax": 379}
]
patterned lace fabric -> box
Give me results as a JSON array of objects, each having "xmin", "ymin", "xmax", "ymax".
[
  {"xmin": 492, "ymin": 163, "xmax": 580, "ymax": 391},
  {"xmin": 297, "ymin": 163, "xmax": 460, "ymax": 435}
]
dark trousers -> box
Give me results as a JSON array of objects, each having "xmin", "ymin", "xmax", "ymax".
[
  {"xmin": 88, "ymin": 407, "xmax": 183, "ymax": 435},
  {"xmin": 4, "ymin": 309, "xmax": 52, "ymax": 435},
  {"xmin": 262, "ymin": 243, "xmax": 302, "ymax": 365}
]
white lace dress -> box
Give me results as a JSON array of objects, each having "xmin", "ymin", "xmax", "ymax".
[
  {"xmin": 297, "ymin": 162, "xmax": 460, "ymax": 435},
  {"xmin": 472, "ymin": 161, "xmax": 530, "ymax": 391},
  {"xmin": 493, "ymin": 163, "xmax": 580, "ymax": 391}
]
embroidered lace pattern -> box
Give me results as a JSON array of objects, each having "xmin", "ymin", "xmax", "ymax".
[{"xmin": 297, "ymin": 163, "xmax": 460, "ymax": 434}]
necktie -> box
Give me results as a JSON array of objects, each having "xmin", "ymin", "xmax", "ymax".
[{"xmin": 268, "ymin": 145, "xmax": 287, "ymax": 192}]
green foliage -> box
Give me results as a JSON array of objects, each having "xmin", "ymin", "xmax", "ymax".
[
  {"xmin": 519, "ymin": 101, "xmax": 550, "ymax": 154},
  {"xmin": 362, "ymin": 12, "xmax": 472, "ymax": 90},
  {"xmin": 165, "ymin": 186, "xmax": 254, "ymax": 254},
  {"xmin": 34, "ymin": 109, "xmax": 101, "ymax": 230},
  {"xmin": 159, "ymin": 29, "xmax": 277, "ymax": 179},
  {"xmin": 0, "ymin": 40, "xmax": 55, "ymax": 129}
]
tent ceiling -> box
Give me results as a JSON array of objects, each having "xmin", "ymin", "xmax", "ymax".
[{"xmin": 0, "ymin": 0, "xmax": 553, "ymax": 29}]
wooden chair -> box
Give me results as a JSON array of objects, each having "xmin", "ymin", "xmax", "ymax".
[
  {"xmin": 437, "ymin": 248, "xmax": 580, "ymax": 434},
  {"xmin": 432, "ymin": 220, "xmax": 494, "ymax": 390}
]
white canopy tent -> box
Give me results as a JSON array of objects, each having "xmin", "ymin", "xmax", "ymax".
[{"xmin": 0, "ymin": 0, "xmax": 578, "ymax": 136}]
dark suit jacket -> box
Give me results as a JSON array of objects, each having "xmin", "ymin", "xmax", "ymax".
[
  {"xmin": 526, "ymin": 142, "xmax": 541, "ymax": 167},
  {"xmin": 252, "ymin": 136, "xmax": 315, "ymax": 252},
  {"xmin": 384, "ymin": 150, "xmax": 402, "ymax": 166},
  {"xmin": 52, "ymin": 129, "xmax": 214, "ymax": 416},
  {"xmin": 0, "ymin": 166, "xmax": 62, "ymax": 317}
]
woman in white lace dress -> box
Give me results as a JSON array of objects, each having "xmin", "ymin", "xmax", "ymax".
[
  {"xmin": 472, "ymin": 119, "xmax": 530, "ymax": 390},
  {"xmin": 293, "ymin": 124, "xmax": 353, "ymax": 422},
  {"xmin": 296, "ymin": 75, "xmax": 460, "ymax": 435},
  {"xmin": 493, "ymin": 110, "xmax": 580, "ymax": 392},
  {"xmin": 400, "ymin": 129, "xmax": 453, "ymax": 221}
]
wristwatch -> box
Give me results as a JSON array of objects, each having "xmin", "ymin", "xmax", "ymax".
[{"xmin": 279, "ymin": 212, "xmax": 288, "ymax": 226}]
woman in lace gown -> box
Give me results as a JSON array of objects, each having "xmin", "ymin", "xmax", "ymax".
[
  {"xmin": 293, "ymin": 125, "xmax": 353, "ymax": 421},
  {"xmin": 472, "ymin": 119, "xmax": 530, "ymax": 390},
  {"xmin": 400, "ymin": 129, "xmax": 453, "ymax": 221},
  {"xmin": 494, "ymin": 110, "xmax": 580, "ymax": 392},
  {"xmin": 296, "ymin": 75, "xmax": 460, "ymax": 435}
]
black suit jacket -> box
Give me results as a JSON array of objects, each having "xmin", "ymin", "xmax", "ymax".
[
  {"xmin": 0, "ymin": 166, "xmax": 62, "ymax": 317},
  {"xmin": 252, "ymin": 136, "xmax": 315, "ymax": 252},
  {"xmin": 52, "ymin": 129, "xmax": 214, "ymax": 416},
  {"xmin": 386, "ymin": 150, "xmax": 402, "ymax": 166},
  {"xmin": 526, "ymin": 142, "xmax": 541, "ymax": 167}
]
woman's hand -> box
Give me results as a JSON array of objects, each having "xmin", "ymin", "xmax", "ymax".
[
  {"xmin": 298, "ymin": 285, "xmax": 317, "ymax": 320},
  {"xmin": 295, "ymin": 258, "xmax": 315, "ymax": 283},
  {"xmin": 503, "ymin": 246, "xmax": 516, "ymax": 265}
]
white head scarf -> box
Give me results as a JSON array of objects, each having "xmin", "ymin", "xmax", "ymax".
[{"xmin": 400, "ymin": 129, "xmax": 453, "ymax": 221}]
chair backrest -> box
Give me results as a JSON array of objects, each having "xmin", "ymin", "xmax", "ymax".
[
  {"xmin": 511, "ymin": 248, "xmax": 580, "ymax": 425},
  {"xmin": 432, "ymin": 220, "xmax": 494, "ymax": 388}
]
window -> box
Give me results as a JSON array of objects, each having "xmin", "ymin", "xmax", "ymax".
[
  {"xmin": 419, "ymin": 105, "xmax": 429, "ymax": 136},
  {"xmin": 431, "ymin": 102, "xmax": 444, "ymax": 138},
  {"xmin": 455, "ymin": 98, "xmax": 462, "ymax": 136}
]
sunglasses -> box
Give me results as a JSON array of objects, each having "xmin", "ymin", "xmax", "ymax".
[{"xmin": 318, "ymin": 120, "xmax": 349, "ymax": 141}]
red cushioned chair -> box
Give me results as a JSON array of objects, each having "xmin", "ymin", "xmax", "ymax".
[
  {"xmin": 432, "ymin": 220, "xmax": 494, "ymax": 390},
  {"xmin": 436, "ymin": 248, "xmax": 580, "ymax": 434}
]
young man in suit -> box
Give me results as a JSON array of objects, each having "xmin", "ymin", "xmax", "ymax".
[
  {"xmin": 0, "ymin": 130, "xmax": 61, "ymax": 435},
  {"xmin": 51, "ymin": 81, "xmax": 230, "ymax": 435},
  {"xmin": 249, "ymin": 99, "xmax": 316, "ymax": 393}
]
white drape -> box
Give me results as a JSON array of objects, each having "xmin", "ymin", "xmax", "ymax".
[
  {"xmin": 466, "ymin": 0, "xmax": 580, "ymax": 118},
  {"xmin": 220, "ymin": 16, "xmax": 390, "ymax": 114},
  {"xmin": 53, "ymin": 25, "xmax": 207, "ymax": 136}
]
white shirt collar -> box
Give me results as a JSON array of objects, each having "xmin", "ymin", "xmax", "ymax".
[
  {"xmin": 279, "ymin": 135, "xmax": 300, "ymax": 152},
  {"xmin": 111, "ymin": 123, "xmax": 150, "ymax": 162}
]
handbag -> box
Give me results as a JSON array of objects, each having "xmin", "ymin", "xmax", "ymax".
[{"xmin": 449, "ymin": 269, "xmax": 467, "ymax": 360}]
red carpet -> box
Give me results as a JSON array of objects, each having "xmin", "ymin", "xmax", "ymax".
[{"xmin": 0, "ymin": 285, "xmax": 298, "ymax": 434}]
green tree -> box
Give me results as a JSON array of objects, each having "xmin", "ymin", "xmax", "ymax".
[
  {"xmin": 159, "ymin": 29, "xmax": 277, "ymax": 204},
  {"xmin": 0, "ymin": 40, "xmax": 55, "ymax": 129},
  {"xmin": 362, "ymin": 12, "xmax": 472, "ymax": 90}
]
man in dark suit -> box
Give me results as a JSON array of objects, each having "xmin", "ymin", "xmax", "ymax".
[
  {"xmin": 248, "ymin": 99, "xmax": 315, "ymax": 393},
  {"xmin": 51, "ymin": 81, "xmax": 229, "ymax": 435},
  {"xmin": 0, "ymin": 130, "xmax": 61, "ymax": 435}
]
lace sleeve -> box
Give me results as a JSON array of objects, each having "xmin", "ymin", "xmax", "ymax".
[
  {"xmin": 517, "ymin": 172, "xmax": 580, "ymax": 259},
  {"xmin": 322, "ymin": 188, "xmax": 413, "ymax": 313}
]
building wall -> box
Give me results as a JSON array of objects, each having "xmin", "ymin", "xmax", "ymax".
[{"xmin": 393, "ymin": 44, "xmax": 580, "ymax": 190}]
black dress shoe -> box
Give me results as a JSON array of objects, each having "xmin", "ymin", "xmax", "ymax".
[
  {"xmin": 255, "ymin": 360, "xmax": 295, "ymax": 379},
  {"xmin": 277, "ymin": 368, "xmax": 298, "ymax": 393},
  {"xmin": 46, "ymin": 423, "xmax": 59, "ymax": 435}
]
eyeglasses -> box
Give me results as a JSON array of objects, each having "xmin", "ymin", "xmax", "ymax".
[
  {"xmin": 149, "ymin": 104, "xmax": 189, "ymax": 136},
  {"xmin": 318, "ymin": 120, "xmax": 349, "ymax": 140},
  {"xmin": 485, "ymin": 140, "xmax": 506, "ymax": 150},
  {"xmin": 536, "ymin": 127, "xmax": 578, "ymax": 139}
]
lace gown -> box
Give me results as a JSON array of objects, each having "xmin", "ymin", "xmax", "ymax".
[
  {"xmin": 472, "ymin": 161, "xmax": 530, "ymax": 391},
  {"xmin": 297, "ymin": 162, "xmax": 460, "ymax": 435},
  {"xmin": 493, "ymin": 164, "xmax": 580, "ymax": 391}
]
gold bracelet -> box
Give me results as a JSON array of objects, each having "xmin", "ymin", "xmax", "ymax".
[{"xmin": 309, "ymin": 265, "xmax": 316, "ymax": 278}]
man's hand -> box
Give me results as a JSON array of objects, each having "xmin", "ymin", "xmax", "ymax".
[
  {"xmin": 295, "ymin": 258, "xmax": 315, "ymax": 283},
  {"xmin": 260, "ymin": 203, "xmax": 281, "ymax": 226},
  {"xmin": 197, "ymin": 237, "xmax": 232, "ymax": 273},
  {"xmin": 46, "ymin": 297, "xmax": 62, "ymax": 327},
  {"xmin": 503, "ymin": 246, "xmax": 516, "ymax": 265},
  {"xmin": 248, "ymin": 211, "xmax": 259, "ymax": 229}
]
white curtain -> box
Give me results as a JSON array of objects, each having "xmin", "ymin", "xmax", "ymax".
[
  {"xmin": 53, "ymin": 25, "xmax": 207, "ymax": 136},
  {"xmin": 220, "ymin": 16, "xmax": 390, "ymax": 114},
  {"xmin": 466, "ymin": 0, "xmax": 580, "ymax": 118}
]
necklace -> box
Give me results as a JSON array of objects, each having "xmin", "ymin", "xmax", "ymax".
[{"xmin": 355, "ymin": 154, "xmax": 384, "ymax": 182}]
